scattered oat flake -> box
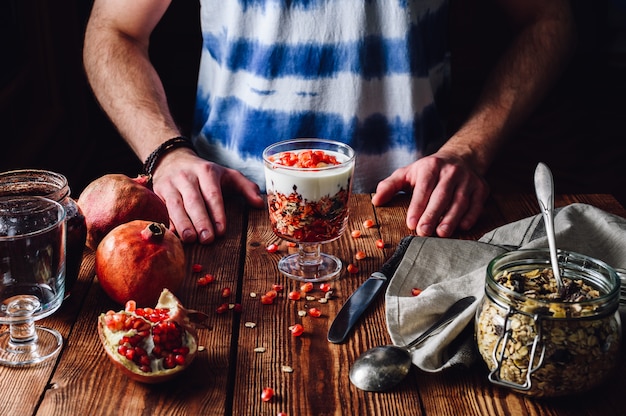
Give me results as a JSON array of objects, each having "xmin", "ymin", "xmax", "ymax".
[
  {"xmin": 324, "ymin": 290, "xmax": 333, "ymax": 299},
  {"xmin": 254, "ymin": 347, "xmax": 266, "ymax": 353},
  {"xmin": 281, "ymin": 365, "xmax": 294, "ymax": 373},
  {"xmin": 244, "ymin": 322, "xmax": 257, "ymax": 328},
  {"xmin": 305, "ymin": 296, "xmax": 316, "ymax": 301},
  {"xmin": 298, "ymin": 310, "xmax": 307, "ymax": 317},
  {"xmin": 198, "ymin": 346, "xmax": 206, "ymax": 352},
  {"xmin": 318, "ymin": 298, "xmax": 328, "ymax": 304},
  {"xmin": 250, "ymin": 292, "xmax": 257, "ymax": 298}
]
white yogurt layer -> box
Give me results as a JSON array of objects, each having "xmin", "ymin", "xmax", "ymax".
[{"xmin": 264, "ymin": 150, "xmax": 354, "ymax": 202}]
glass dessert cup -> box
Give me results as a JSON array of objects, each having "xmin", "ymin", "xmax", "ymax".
[
  {"xmin": 0, "ymin": 196, "xmax": 67, "ymax": 366},
  {"xmin": 263, "ymin": 138, "xmax": 355, "ymax": 282}
]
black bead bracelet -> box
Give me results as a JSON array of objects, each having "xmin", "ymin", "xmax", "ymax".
[{"xmin": 142, "ymin": 136, "xmax": 196, "ymax": 177}]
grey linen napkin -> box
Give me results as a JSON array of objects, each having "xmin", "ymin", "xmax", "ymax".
[{"xmin": 385, "ymin": 203, "xmax": 626, "ymax": 373}]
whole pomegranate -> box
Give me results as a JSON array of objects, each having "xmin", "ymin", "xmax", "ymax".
[
  {"xmin": 96, "ymin": 220, "xmax": 185, "ymax": 306},
  {"xmin": 98, "ymin": 289, "xmax": 199, "ymax": 383},
  {"xmin": 77, "ymin": 173, "xmax": 170, "ymax": 250}
]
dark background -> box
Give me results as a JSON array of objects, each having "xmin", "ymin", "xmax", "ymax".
[{"xmin": 1, "ymin": 0, "xmax": 624, "ymax": 205}]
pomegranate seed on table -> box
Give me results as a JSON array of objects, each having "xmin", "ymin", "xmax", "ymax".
[
  {"xmin": 289, "ymin": 323, "xmax": 304, "ymax": 337},
  {"xmin": 300, "ymin": 282, "xmax": 313, "ymax": 293},
  {"xmin": 351, "ymin": 229, "xmax": 362, "ymax": 238},
  {"xmin": 287, "ymin": 291, "xmax": 301, "ymax": 301},
  {"xmin": 363, "ymin": 219, "xmax": 375, "ymax": 228},
  {"xmin": 308, "ymin": 307, "xmax": 322, "ymax": 318},
  {"xmin": 375, "ymin": 238, "xmax": 385, "ymax": 249},
  {"xmin": 215, "ymin": 303, "xmax": 229, "ymax": 314},
  {"xmin": 319, "ymin": 283, "xmax": 331, "ymax": 292},
  {"xmin": 271, "ymin": 283, "xmax": 284, "ymax": 292},
  {"xmin": 266, "ymin": 243, "xmax": 279, "ymax": 253},
  {"xmin": 347, "ymin": 263, "xmax": 359, "ymax": 274},
  {"xmin": 411, "ymin": 288, "xmax": 422, "ymax": 296},
  {"xmin": 192, "ymin": 263, "xmax": 203, "ymax": 273},
  {"xmin": 197, "ymin": 273, "xmax": 215, "ymax": 286},
  {"xmin": 260, "ymin": 294, "xmax": 275, "ymax": 305},
  {"xmin": 261, "ymin": 386, "xmax": 274, "ymax": 402},
  {"xmin": 265, "ymin": 290, "xmax": 278, "ymax": 299},
  {"xmin": 355, "ymin": 250, "xmax": 367, "ymax": 260},
  {"xmin": 221, "ymin": 287, "xmax": 232, "ymax": 298}
]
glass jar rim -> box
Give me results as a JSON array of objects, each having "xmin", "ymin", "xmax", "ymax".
[
  {"xmin": 0, "ymin": 169, "xmax": 70, "ymax": 201},
  {"xmin": 486, "ymin": 248, "xmax": 620, "ymax": 312},
  {"xmin": 262, "ymin": 138, "xmax": 356, "ymax": 170}
]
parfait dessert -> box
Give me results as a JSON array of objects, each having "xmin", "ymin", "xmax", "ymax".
[{"xmin": 263, "ymin": 139, "xmax": 355, "ymax": 282}]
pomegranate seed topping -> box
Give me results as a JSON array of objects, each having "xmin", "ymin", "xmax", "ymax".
[
  {"xmin": 192, "ymin": 263, "xmax": 203, "ymax": 273},
  {"xmin": 287, "ymin": 291, "xmax": 301, "ymax": 301},
  {"xmin": 355, "ymin": 250, "xmax": 367, "ymax": 260},
  {"xmin": 350, "ymin": 230, "xmax": 362, "ymax": 238},
  {"xmin": 411, "ymin": 287, "xmax": 422, "ymax": 296},
  {"xmin": 319, "ymin": 283, "xmax": 331, "ymax": 292},
  {"xmin": 300, "ymin": 282, "xmax": 313, "ymax": 293},
  {"xmin": 308, "ymin": 307, "xmax": 322, "ymax": 318},
  {"xmin": 261, "ymin": 387, "xmax": 274, "ymax": 402},
  {"xmin": 363, "ymin": 219, "xmax": 375, "ymax": 228},
  {"xmin": 266, "ymin": 243, "xmax": 279, "ymax": 253},
  {"xmin": 347, "ymin": 263, "xmax": 359, "ymax": 274},
  {"xmin": 375, "ymin": 238, "xmax": 385, "ymax": 249}
]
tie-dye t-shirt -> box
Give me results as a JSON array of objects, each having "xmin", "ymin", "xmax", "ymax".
[{"xmin": 192, "ymin": 0, "xmax": 450, "ymax": 193}]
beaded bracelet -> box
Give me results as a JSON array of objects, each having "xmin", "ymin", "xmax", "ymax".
[{"xmin": 143, "ymin": 136, "xmax": 196, "ymax": 177}]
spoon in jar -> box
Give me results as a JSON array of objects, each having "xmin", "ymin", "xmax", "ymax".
[
  {"xmin": 534, "ymin": 162, "xmax": 564, "ymax": 294},
  {"xmin": 349, "ymin": 295, "xmax": 476, "ymax": 392}
]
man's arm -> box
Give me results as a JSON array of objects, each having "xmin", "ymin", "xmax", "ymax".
[
  {"xmin": 83, "ymin": 0, "xmax": 264, "ymax": 244},
  {"xmin": 83, "ymin": 0, "xmax": 181, "ymax": 162},
  {"xmin": 442, "ymin": 0, "xmax": 577, "ymax": 175},
  {"xmin": 373, "ymin": 0, "xmax": 576, "ymax": 237}
]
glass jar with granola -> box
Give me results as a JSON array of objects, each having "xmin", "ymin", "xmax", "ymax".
[{"xmin": 475, "ymin": 249, "xmax": 621, "ymax": 397}]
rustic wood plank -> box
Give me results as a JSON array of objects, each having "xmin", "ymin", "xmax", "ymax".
[
  {"xmin": 3, "ymin": 193, "xmax": 625, "ymax": 416},
  {"xmin": 36, "ymin": 199, "xmax": 246, "ymax": 415}
]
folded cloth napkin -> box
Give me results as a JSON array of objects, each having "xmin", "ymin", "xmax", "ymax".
[{"xmin": 385, "ymin": 203, "xmax": 626, "ymax": 373}]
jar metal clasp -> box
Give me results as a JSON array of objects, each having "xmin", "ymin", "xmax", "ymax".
[{"xmin": 487, "ymin": 306, "xmax": 546, "ymax": 391}]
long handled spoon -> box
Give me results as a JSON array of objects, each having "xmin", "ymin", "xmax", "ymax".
[{"xmin": 534, "ymin": 162, "xmax": 564, "ymax": 294}]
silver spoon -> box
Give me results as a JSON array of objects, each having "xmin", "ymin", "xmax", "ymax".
[
  {"xmin": 349, "ymin": 295, "xmax": 476, "ymax": 392},
  {"xmin": 534, "ymin": 162, "xmax": 564, "ymax": 293}
]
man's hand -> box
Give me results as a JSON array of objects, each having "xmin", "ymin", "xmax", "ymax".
[
  {"xmin": 371, "ymin": 150, "xmax": 489, "ymax": 238},
  {"xmin": 150, "ymin": 149, "xmax": 265, "ymax": 244}
]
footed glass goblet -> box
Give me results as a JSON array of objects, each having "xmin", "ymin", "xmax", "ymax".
[
  {"xmin": 263, "ymin": 138, "xmax": 355, "ymax": 282},
  {"xmin": 0, "ymin": 196, "xmax": 66, "ymax": 366}
]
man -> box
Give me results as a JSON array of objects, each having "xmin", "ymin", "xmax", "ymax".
[{"xmin": 83, "ymin": 0, "xmax": 575, "ymax": 244}]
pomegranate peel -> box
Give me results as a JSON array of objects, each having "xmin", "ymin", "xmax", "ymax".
[
  {"xmin": 97, "ymin": 289, "xmax": 199, "ymax": 384},
  {"xmin": 95, "ymin": 220, "xmax": 185, "ymax": 306},
  {"xmin": 77, "ymin": 173, "xmax": 170, "ymax": 250}
]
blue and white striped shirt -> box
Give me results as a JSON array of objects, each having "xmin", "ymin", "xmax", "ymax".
[{"xmin": 192, "ymin": 0, "xmax": 450, "ymax": 193}]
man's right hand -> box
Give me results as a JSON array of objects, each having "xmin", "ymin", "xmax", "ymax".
[{"xmin": 150, "ymin": 148, "xmax": 265, "ymax": 244}]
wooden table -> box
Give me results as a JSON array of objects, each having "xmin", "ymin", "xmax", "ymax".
[{"xmin": 2, "ymin": 193, "xmax": 626, "ymax": 416}]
